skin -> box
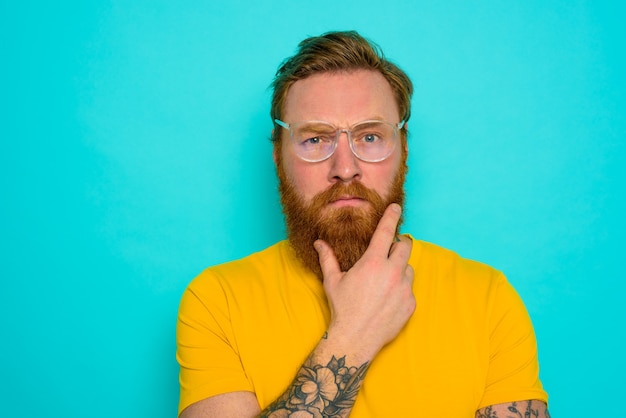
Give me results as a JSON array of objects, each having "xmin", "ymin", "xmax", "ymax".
[{"xmin": 180, "ymin": 70, "xmax": 549, "ymax": 417}]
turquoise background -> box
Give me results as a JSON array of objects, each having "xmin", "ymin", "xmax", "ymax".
[{"xmin": 1, "ymin": 1, "xmax": 624, "ymax": 416}]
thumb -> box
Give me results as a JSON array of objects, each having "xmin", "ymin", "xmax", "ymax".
[{"xmin": 314, "ymin": 240, "xmax": 340, "ymax": 282}]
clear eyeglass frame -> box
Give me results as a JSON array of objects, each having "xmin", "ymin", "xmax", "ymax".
[{"xmin": 274, "ymin": 119, "xmax": 405, "ymax": 163}]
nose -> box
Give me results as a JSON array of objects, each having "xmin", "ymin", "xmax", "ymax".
[{"xmin": 327, "ymin": 131, "xmax": 361, "ymax": 183}]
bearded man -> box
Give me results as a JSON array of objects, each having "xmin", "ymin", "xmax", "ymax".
[{"xmin": 176, "ymin": 31, "xmax": 550, "ymax": 418}]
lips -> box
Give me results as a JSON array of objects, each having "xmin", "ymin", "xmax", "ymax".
[
  {"xmin": 328, "ymin": 195, "xmax": 368, "ymax": 207},
  {"xmin": 333, "ymin": 195, "xmax": 363, "ymax": 202}
]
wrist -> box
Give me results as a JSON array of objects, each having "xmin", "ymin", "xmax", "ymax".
[{"xmin": 317, "ymin": 325, "xmax": 381, "ymax": 366}]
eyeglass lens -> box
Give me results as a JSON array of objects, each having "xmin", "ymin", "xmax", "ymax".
[{"xmin": 291, "ymin": 121, "xmax": 397, "ymax": 162}]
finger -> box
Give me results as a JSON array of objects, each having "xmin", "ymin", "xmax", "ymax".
[
  {"xmin": 388, "ymin": 235, "xmax": 412, "ymax": 260},
  {"xmin": 314, "ymin": 240, "xmax": 341, "ymax": 280},
  {"xmin": 404, "ymin": 263, "xmax": 415, "ymax": 282},
  {"xmin": 366, "ymin": 203, "xmax": 402, "ymax": 257}
]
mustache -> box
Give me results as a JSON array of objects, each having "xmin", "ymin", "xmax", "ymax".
[{"xmin": 311, "ymin": 182, "xmax": 383, "ymax": 207}]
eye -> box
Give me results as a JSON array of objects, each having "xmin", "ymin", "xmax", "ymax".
[
  {"xmin": 300, "ymin": 133, "xmax": 333, "ymax": 146},
  {"xmin": 303, "ymin": 136, "xmax": 322, "ymax": 145},
  {"xmin": 355, "ymin": 131, "xmax": 383, "ymax": 145},
  {"xmin": 362, "ymin": 133, "xmax": 380, "ymax": 143}
]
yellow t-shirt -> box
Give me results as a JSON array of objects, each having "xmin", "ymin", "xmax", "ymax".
[{"xmin": 176, "ymin": 238, "xmax": 547, "ymax": 416}]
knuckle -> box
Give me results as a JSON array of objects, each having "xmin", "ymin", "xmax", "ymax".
[
  {"xmin": 405, "ymin": 264, "xmax": 415, "ymax": 279},
  {"xmin": 407, "ymin": 297, "xmax": 417, "ymax": 315}
]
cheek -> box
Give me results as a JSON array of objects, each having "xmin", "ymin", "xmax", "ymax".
[
  {"xmin": 368, "ymin": 155, "xmax": 403, "ymax": 196},
  {"xmin": 290, "ymin": 166, "xmax": 327, "ymax": 201},
  {"xmin": 281, "ymin": 152, "xmax": 327, "ymax": 201},
  {"xmin": 372, "ymin": 169, "xmax": 396, "ymax": 196}
]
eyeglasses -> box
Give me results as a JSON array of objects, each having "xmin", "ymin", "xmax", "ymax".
[{"xmin": 274, "ymin": 119, "xmax": 405, "ymax": 163}]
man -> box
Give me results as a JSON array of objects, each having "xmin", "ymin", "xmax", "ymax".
[{"xmin": 176, "ymin": 31, "xmax": 549, "ymax": 417}]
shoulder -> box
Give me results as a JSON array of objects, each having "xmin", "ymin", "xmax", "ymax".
[
  {"xmin": 408, "ymin": 237, "xmax": 530, "ymax": 320},
  {"xmin": 407, "ymin": 237, "xmax": 518, "ymax": 317},
  {"xmin": 183, "ymin": 240, "xmax": 318, "ymax": 304},
  {"xmin": 190, "ymin": 241, "xmax": 291, "ymax": 286},
  {"xmin": 409, "ymin": 237, "xmax": 504, "ymax": 282},
  {"xmin": 177, "ymin": 241, "xmax": 291, "ymax": 321}
]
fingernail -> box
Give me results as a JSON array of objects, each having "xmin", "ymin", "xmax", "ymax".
[{"xmin": 391, "ymin": 203, "xmax": 401, "ymax": 213}]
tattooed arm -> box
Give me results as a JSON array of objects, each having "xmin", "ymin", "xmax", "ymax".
[
  {"xmin": 259, "ymin": 345, "xmax": 370, "ymax": 417},
  {"xmin": 476, "ymin": 400, "xmax": 550, "ymax": 418},
  {"xmin": 180, "ymin": 204, "xmax": 415, "ymax": 418}
]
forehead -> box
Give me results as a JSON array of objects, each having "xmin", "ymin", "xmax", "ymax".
[{"xmin": 282, "ymin": 70, "xmax": 400, "ymax": 124}]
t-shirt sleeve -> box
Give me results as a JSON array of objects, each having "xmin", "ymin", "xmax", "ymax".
[
  {"xmin": 478, "ymin": 273, "xmax": 548, "ymax": 409},
  {"xmin": 176, "ymin": 272, "xmax": 254, "ymax": 415}
]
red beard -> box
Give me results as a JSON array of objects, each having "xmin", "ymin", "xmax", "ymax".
[{"xmin": 276, "ymin": 154, "xmax": 407, "ymax": 279}]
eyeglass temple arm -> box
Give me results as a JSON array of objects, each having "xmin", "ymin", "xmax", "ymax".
[{"xmin": 274, "ymin": 119, "xmax": 290, "ymax": 129}]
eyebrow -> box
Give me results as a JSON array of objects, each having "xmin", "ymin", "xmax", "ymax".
[
  {"xmin": 299, "ymin": 122, "xmax": 337, "ymax": 131},
  {"xmin": 299, "ymin": 117, "xmax": 391, "ymax": 127}
]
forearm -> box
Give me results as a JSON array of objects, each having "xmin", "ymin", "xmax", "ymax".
[
  {"xmin": 259, "ymin": 332, "xmax": 374, "ymax": 418},
  {"xmin": 475, "ymin": 400, "xmax": 550, "ymax": 418}
]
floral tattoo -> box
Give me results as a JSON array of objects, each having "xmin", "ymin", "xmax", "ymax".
[{"xmin": 260, "ymin": 355, "xmax": 369, "ymax": 418}]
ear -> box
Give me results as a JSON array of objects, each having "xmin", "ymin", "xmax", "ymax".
[
  {"xmin": 403, "ymin": 122, "xmax": 409, "ymax": 154},
  {"xmin": 272, "ymin": 130, "xmax": 278, "ymax": 166}
]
